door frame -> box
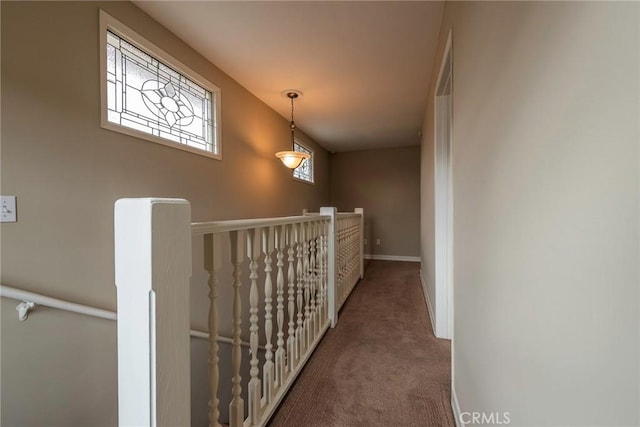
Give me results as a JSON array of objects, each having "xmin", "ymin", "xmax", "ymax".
[{"xmin": 434, "ymin": 29, "xmax": 453, "ymax": 340}]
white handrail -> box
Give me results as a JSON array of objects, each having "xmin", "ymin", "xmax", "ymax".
[
  {"xmin": 191, "ymin": 214, "xmax": 331, "ymax": 236},
  {"xmin": 1, "ymin": 284, "xmax": 116, "ymax": 321},
  {"xmin": 337, "ymin": 212, "xmax": 361, "ymax": 218},
  {"xmin": 0, "ymin": 284, "xmax": 250, "ymax": 348}
]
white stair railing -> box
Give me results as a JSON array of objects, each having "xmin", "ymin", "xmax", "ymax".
[
  {"xmin": 335, "ymin": 210, "xmax": 364, "ymax": 312},
  {"xmin": 114, "ymin": 199, "xmax": 363, "ymax": 427}
]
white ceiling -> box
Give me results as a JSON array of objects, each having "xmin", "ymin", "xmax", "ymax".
[{"xmin": 134, "ymin": 1, "xmax": 444, "ymax": 153}]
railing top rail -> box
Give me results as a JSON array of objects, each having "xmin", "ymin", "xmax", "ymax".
[
  {"xmin": 191, "ymin": 214, "xmax": 331, "ymax": 236},
  {"xmin": 337, "ymin": 212, "xmax": 362, "ymax": 218}
]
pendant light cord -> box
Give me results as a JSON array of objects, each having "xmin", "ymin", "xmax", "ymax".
[{"xmin": 290, "ymin": 94, "xmax": 296, "ymax": 148}]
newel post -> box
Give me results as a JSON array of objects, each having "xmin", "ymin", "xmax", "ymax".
[
  {"xmin": 115, "ymin": 198, "xmax": 192, "ymax": 427},
  {"xmin": 355, "ymin": 208, "xmax": 364, "ymax": 279},
  {"xmin": 320, "ymin": 207, "xmax": 338, "ymax": 327}
]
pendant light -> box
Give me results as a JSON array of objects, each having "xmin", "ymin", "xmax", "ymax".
[{"xmin": 276, "ymin": 91, "xmax": 310, "ymax": 169}]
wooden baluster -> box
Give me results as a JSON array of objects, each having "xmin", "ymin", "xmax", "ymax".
[
  {"xmin": 317, "ymin": 222, "xmax": 326, "ymax": 325},
  {"xmin": 314, "ymin": 226, "xmax": 322, "ymax": 328},
  {"xmin": 302, "ymin": 222, "xmax": 311, "ymax": 351},
  {"xmin": 262, "ymin": 227, "xmax": 275, "ymax": 405},
  {"xmin": 346, "ymin": 223, "xmax": 350, "ymax": 298},
  {"xmin": 318, "ymin": 224, "xmax": 325, "ymax": 327},
  {"xmin": 352, "ymin": 221, "xmax": 357, "ymax": 286},
  {"xmin": 274, "ymin": 225, "xmax": 286, "ymax": 386},
  {"xmin": 356, "ymin": 208, "xmax": 364, "ymax": 280},
  {"xmin": 343, "ymin": 224, "xmax": 348, "ymax": 301},
  {"xmin": 323, "ymin": 219, "xmax": 329, "ymax": 323},
  {"xmin": 321, "ymin": 207, "xmax": 338, "ymax": 327},
  {"xmin": 286, "ymin": 224, "xmax": 296, "ymax": 373},
  {"xmin": 344, "ymin": 222, "xmax": 349, "ymax": 296},
  {"xmin": 309, "ymin": 222, "xmax": 317, "ymax": 339},
  {"xmin": 204, "ymin": 233, "xmax": 221, "ymax": 427},
  {"xmin": 247, "ymin": 229, "xmax": 261, "ymax": 426},
  {"xmin": 348, "ymin": 224, "xmax": 351, "ymax": 292},
  {"xmin": 353, "ymin": 218, "xmax": 360, "ymax": 283},
  {"xmin": 308, "ymin": 222, "xmax": 316, "ymax": 341},
  {"xmin": 348, "ymin": 222, "xmax": 353, "ymax": 291},
  {"xmin": 343, "ymin": 224, "xmax": 347, "ymax": 301},
  {"xmin": 350, "ymin": 222, "xmax": 355, "ymax": 291},
  {"xmin": 351, "ymin": 222, "xmax": 356, "ymax": 289},
  {"xmin": 353, "ymin": 221, "xmax": 358, "ymax": 287},
  {"xmin": 337, "ymin": 223, "xmax": 343, "ymax": 306},
  {"xmin": 229, "ymin": 231, "xmax": 244, "ymax": 427},
  {"xmin": 295, "ymin": 223, "xmax": 304, "ymax": 362},
  {"xmin": 337, "ymin": 222, "xmax": 341, "ymax": 306},
  {"xmin": 340, "ymin": 225, "xmax": 343, "ymax": 301}
]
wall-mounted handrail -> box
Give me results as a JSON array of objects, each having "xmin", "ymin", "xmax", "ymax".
[
  {"xmin": 0, "ymin": 284, "xmax": 250, "ymax": 348},
  {"xmin": 1, "ymin": 284, "xmax": 116, "ymax": 321}
]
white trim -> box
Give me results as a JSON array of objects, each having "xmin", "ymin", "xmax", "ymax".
[
  {"xmin": 435, "ymin": 30, "xmax": 453, "ymax": 98},
  {"xmin": 364, "ymin": 254, "xmax": 420, "ymax": 262},
  {"xmin": 419, "ymin": 270, "xmax": 436, "ymax": 336},
  {"xmin": 452, "ymin": 384, "xmax": 464, "ymax": 427},
  {"xmin": 433, "ymin": 28, "xmax": 453, "ymax": 340},
  {"xmin": 99, "ymin": 10, "xmax": 222, "ymax": 160},
  {"xmin": 292, "ymin": 139, "xmax": 314, "ymax": 184}
]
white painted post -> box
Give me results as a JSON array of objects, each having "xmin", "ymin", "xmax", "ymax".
[
  {"xmin": 114, "ymin": 198, "xmax": 191, "ymax": 427},
  {"xmin": 320, "ymin": 207, "xmax": 338, "ymax": 327},
  {"xmin": 355, "ymin": 208, "xmax": 364, "ymax": 279}
]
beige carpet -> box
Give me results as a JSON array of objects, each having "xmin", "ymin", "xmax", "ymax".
[{"xmin": 268, "ymin": 260, "xmax": 455, "ymax": 427}]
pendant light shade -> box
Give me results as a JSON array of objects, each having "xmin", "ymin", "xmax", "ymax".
[
  {"xmin": 276, "ymin": 91, "xmax": 310, "ymax": 169},
  {"xmin": 276, "ymin": 150, "xmax": 310, "ymax": 169}
]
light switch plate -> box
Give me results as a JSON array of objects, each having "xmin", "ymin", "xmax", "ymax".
[{"xmin": 1, "ymin": 196, "xmax": 17, "ymax": 222}]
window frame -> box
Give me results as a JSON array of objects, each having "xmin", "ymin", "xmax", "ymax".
[
  {"xmin": 292, "ymin": 140, "xmax": 314, "ymax": 184},
  {"xmin": 99, "ymin": 10, "xmax": 222, "ymax": 160}
]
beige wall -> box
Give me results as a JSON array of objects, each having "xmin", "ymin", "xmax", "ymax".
[
  {"xmin": 421, "ymin": 1, "xmax": 639, "ymax": 425},
  {"xmin": 330, "ymin": 146, "xmax": 421, "ymax": 259},
  {"xmin": 0, "ymin": 2, "xmax": 329, "ymax": 425}
]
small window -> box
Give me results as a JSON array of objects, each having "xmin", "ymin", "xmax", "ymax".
[
  {"xmin": 293, "ymin": 141, "xmax": 313, "ymax": 183},
  {"xmin": 100, "ymin": 11, "xmax": 221, "ymax": 159}
]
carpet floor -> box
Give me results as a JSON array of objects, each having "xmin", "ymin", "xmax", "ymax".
[{"xmin": 268, "ymin": 260, "xmax": 455, "ymax": 427}]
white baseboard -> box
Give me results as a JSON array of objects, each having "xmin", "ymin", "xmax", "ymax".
[
  {"xmin": 419, "ymin": 270, "xmax": 436, "ymax": 336},
  {"xmin": 364, "ymin": 254, "xmax": 420, "ymax": 262},
  {"xmin": 452, "ymin": 384, "xmax": 463, "ymax": 427}
]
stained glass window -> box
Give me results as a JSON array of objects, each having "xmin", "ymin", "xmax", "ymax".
[
  {"xmin": 105, "ymin": 30, "xmax": 218, "ymax": 155},
  {"xmin": 293, "ymin": 142, "xmax": 313, "ymax": 183}
]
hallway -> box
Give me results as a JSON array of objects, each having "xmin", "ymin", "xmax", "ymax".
[{"xmin": 269, "ymin": 261, "xmax": 454, "ymax": 426}]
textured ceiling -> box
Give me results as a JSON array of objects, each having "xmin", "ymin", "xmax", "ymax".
[{"xmin": 134, "ymin": 1, "xmax": 444, "ymax": 152}]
